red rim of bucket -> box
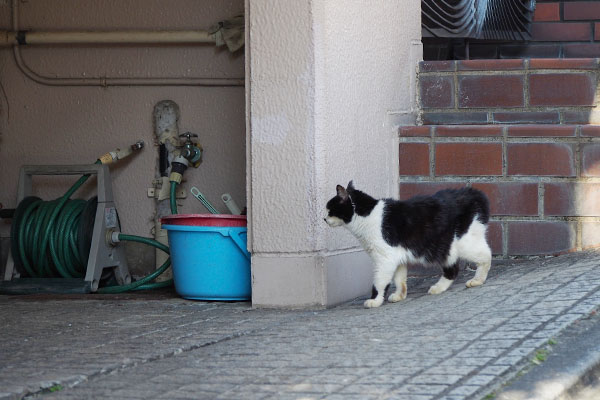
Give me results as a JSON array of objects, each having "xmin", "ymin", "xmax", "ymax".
[{"xmin": 161, "ymin": 214, "xmax": 247, "ymax": 227}]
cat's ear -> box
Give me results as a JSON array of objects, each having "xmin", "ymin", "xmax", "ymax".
[
  {"xmin": 336, "ymin": 184, "xmax": 349, "ymax": 200},
  {"xmin": 347, "ymin": 180, "xmax": 355, "ymax": 192}
]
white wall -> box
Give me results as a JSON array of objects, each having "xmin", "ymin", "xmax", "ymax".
[
  {"xmin": 247, "ymin": 0, "xmax": 317, "ymax": 254},
  {"xmin": 0, "ymin": 0, "xmax": 245, "ymax": 251},
  {"xmin": 314, "ymin": 1, "xmax": 422, "ymax": 252},
  {"xmin": 248, "ymin": 0, "xmax": 422, "ymax": 307}
]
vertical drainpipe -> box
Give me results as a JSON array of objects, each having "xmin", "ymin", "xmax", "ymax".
[{"xmin": 153, "ymin": 100, "xmax": 181, "ymax": 281}]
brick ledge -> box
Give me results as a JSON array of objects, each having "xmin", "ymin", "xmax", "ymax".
[{"xmin": 399, "ymin": 124, "xmax": 600, "ymax": 138}]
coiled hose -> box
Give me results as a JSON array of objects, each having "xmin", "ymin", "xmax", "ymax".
[{"xmin": 12, "ymin": 161, "xmax": 179, "ymax": 293}]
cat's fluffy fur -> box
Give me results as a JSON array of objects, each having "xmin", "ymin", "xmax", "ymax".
[{"xmin": 325, "ymin": 181, "xmax": 492, "ymax": 308}]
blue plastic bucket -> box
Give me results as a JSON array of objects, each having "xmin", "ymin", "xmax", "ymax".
[{"xmin": 162, "ymin": 224, "xmax": 251, "ymax": 301}]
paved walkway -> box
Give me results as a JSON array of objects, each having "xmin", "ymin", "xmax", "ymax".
[{"xmin": 2, "ymin": 250, "xmax": 600, "ymax": 400}]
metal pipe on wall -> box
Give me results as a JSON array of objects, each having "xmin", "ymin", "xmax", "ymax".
[
  {"xmin": 11, "ymin": 49, "xmax": 244, "ymax": 87},
  {"xmin": 9, "ymin": 0, "xmax": 244, "ymax": 87},
  {"xmin": 1, "ymin": 30, "xmax": 216, "ymax": 46}
]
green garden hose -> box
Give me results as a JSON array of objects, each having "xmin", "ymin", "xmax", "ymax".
[
  {"xmin": 97, "ymin": 234, "xmax": 172, "ymax": 294},
  {"xmin": 11, "ymin": 159, "xmax": 176, "ymax": 293},
  {"xmin": 170, "ymin": 181, "xmax": 178, "ymax": 214}
]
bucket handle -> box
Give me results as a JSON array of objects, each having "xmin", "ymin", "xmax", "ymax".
[{"xmin": 228, "ymin": 229, "xmax": 251, "ymax": 260}]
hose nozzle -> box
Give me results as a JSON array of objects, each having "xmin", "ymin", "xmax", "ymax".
[{"xmin": 99, "ymin": 140, "xmax": 145, "ymax": 164}]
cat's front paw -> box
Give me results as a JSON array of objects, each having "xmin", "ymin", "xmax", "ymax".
[
  {"xmin": 466, "ymin": 279, "xmax": 485, "ymax": 288},
  {"xmin": 364, "ymin": 298, "xmax": 383, "ymax": 308},
  {"xmin": 388, "ymin": 291, "xmax": 406, "ymax": 303}
]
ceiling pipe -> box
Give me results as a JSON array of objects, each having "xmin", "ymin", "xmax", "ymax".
[
  {"xmin": 9, "ymin": 0, "xmax": 244, "ymax": 87},
  {"xmin": 1, "ymin": 30, "xmax": 216, "ymax": 46}
]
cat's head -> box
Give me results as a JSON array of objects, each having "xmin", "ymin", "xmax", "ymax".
[{"xmin": 324, "ymin": 181, "xmax": 355, "ymax": 227}]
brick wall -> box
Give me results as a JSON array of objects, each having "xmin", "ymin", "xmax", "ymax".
[
  {"xmin": 419, "ymin": 58, "xmax": 600, "ymax": 125},
  {"xmin": 424, "ymin": 1, "xmax": 600, "ymax": 60},
  {"xmin": 399, "ymin": 124, "xmax": 600, "ymax": 256},
  {"xmin": 400, "ymin": 58, "xmax": 600, "ymax": 258}
]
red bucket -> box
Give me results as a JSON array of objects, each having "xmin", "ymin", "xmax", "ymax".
[{"xmin": 160, "ymin": 214, "xmax": 247, "ymax": 227}]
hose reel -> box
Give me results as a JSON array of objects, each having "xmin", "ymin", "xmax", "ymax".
[{"xmin": 2, "ymin": 164, "xmax": 131, "ymax": 292}]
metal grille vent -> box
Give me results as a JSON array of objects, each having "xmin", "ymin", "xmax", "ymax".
[{"xmin": 422, "ymin": 0, "xmax": 536, "ymax": 41}]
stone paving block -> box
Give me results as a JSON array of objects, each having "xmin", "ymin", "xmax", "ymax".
[
  {"xmin": 541, "ymin": 320, "xmax": 575, "ymax": 333},
  {"xmin": 212, "ymin": 390, "xmax": 271, "ymax": 400},
  {"xmin": 500, "ymin": 321, "xmax": 545, "ymax": 331},
  {"xmin": 43, "ymin": 391, "xmax": 91, "ymax": 399},
  {"xmin": 544, "ymin": 291, "xmax": 589, "ymax": 301},
  {"xmin": 569, "ymin": 303, "xmax": 599, "ymax": 314},
  {"xmin": 482, "ymin": 331, "xmax": 531, "ymax": 340},
  {"xmin": 383, "ymin": 363, "xmax": 433, "ymax": 375},
  {"xmin": 284, "ymin": 382, "xmax": 347, "ymax": 394},
  {"xmin": 322, "ymin": 394, "xmax": 382, "ymax": 400},
  {"xmin": 494, "ymin": 355, "xmax": 528, "ymax": 366},
  {"xmin": 438, "ymin": 396, "xmax": 469, "ymax": 400},
  {"xmin": 520, "ymin": 337, "xmax": 551, "ymax": 349},
  {"xmin": 470, "ymin": 339, "xmax": 519, "ymax": 349},
  {"xmin": 506, "ymin": 346, "xmax": 539, "ymax": 358},
  {"xmin": 555, "ymin": 313, "xmax": 586, "ymax": 323},
  {"xmin": 408, "ymin": 374, "xmax": 463, "ymax": 385},
  {"xmin": 175, "ymin": 373, "xmax": 248, "ymax": 385},
  {"xmin": 250, "ymin": 375, "xmax": 306, "ymax": 385},
  {"xmin": 535, "ymin": 300, "xmax": 580, "ymax": 311},
  {"xmin": 479, "ymin": 364, "xmax": 512, "ymax": 376},
  {"xmin": 500, "ymin": 303, "xmax": 535, "ymax": 311},
  {"xmin": 519, "ymin": 308, "xmax": 564, "ymax": 317},
  {"xmin": 110, "ymin": 388, "xmax": 171, "ymax": 398},
  {"xmin": 447, "ymin": 384, "xmax": 482, "ymax": 397},
  {"xmin": 391, "ymin": 395, "xmax": 437, "ymax": 400},
  {"xmin": 531, "ymin": 327, "xmax": 567, "ymax": 339},
  {"xmin": 457, "ymin": 347, "xmax": 506, "ymax": 358},
  {"xmin": 80, "ymin": 379, "xmax": 136, "ymax": 390},
  {"xmin": 273, "ymin": 367, "xmax": 327, "ymax": 377},
  {"xmin": 439, "ymin": 357, "xmax": 494, "ymax": 367},
  {"xmin": 338, "ymin": 383, "xmax": 395, "ymax": 395},
  {"xmin": 463, "ymin": 373, "xmax": 499, "ymax": 386},
  {"xmin": 207, "ymin": 367, "xmax": 276, "ymax": 378},
  {"xmin": 226, "ymin": 383, "xmax": 285, "ymax": 394},
  {"xmin": 520, "ymin": 284, "xmax": 560, "ymax": 292},
  {"xmin": 300, "ymin": 374, "xmax": 357, "ymax": 385},
  {"xmin": 565, "ymin": 282, "xmax": 600, "ymax": 291},
  {"xmin": 586, "ymin": 292, "xmax": 600, "ymax": 302},
  {"xmin": 511, "ymin": 314, "xmax": 557, "ymax": 324},
  {"xmin": 393, "ymin": 383, "xmax": 448, "ymax": 395},
  {"xmin": 353, "ymin": 375, "xmax": 409, "ymax": 385},
  {"xmin": 424, "ymin": 365, "xmax": 477, "ymax": 375},
  {"xmin": 270, "ymin": 393, "xmax": 329, "ymax": 400}
]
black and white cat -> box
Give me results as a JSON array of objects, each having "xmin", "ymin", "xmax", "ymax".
[{"xmin": 325, "ymin": 181, "xmax": 492, "ymax": 308}]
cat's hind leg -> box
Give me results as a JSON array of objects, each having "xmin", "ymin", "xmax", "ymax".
[
  {"xmin": 388, "ymin": 264, "xmax": 408, "ymax": 303},
  {"xmin": 461, "ymin": 226, "xmax": 492, "ymax": 288},
  {"xmin": 364, "ymin": 262, "xmax": 396, "ymax": 308},
  {"xmin": 428, "ymin": 263, "xmax": 458, "ymax": 295},
  {"xmin": 465, "ymin": 245, "xmax": 492, "ymax": 288}
]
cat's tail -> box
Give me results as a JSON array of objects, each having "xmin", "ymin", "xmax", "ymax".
[{"xmin": 471, "ymin": 188, "xmax": 490, "ymax": 225}]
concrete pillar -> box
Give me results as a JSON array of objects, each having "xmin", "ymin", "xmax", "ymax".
[{"xmin": 246, "ymin": 0, "xmax": 422, "ymax": 308}]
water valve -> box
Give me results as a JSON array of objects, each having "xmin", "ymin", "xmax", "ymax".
[
  {"xmin": 169, "ymin": 132, "xmax": 203, "ymax": 184},
  {"xmin": 179, "ymin": 132, "xmax": 203, "ymax": 168}
]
